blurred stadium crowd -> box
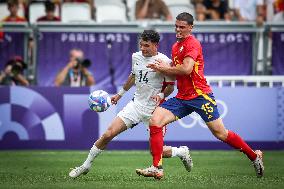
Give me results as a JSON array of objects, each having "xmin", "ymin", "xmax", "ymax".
[
  {"xmin": 0, "ymin": 0, "xmax": 283, "ymax": 24},
  {"xmin": 0, "ymin": 0, "xmax": 283, "ymax": 87}
]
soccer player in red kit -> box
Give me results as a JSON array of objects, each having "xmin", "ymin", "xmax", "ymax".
[{"xmin": 135, "ymin": 12, "xmax": 264, "ymax": 180}]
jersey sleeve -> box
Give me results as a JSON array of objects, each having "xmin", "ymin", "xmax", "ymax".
[{"xmin": 184, "ymin": 40, "xmax": 199, "ymax": 61}]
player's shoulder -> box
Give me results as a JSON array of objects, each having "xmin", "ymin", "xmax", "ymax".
[
  {"xmin": 157, "ymin": 52, "xmax": 170, "ymax": 60},
  {"xmin": 157, "ymin": 52, "xmax": 171, "ymax": 61},
  {"xmin": 132, "ymin": 51, "xmax": 143, "ymax": 59},
  {"xmin": 132, "ymin": 51, "xmax": 144, "ymax": 64},
  {"xmin": 188, "ymin": 35, "xmax": 201, "ymax": 46}
]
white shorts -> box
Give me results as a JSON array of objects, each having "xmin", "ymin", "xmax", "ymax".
[{"xmin": 117, "ymin": 100, "xmax": 153, "ymax": 129}]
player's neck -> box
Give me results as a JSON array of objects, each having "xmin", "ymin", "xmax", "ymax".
[
  {"xmin": 143, "ymin": 52, "xmax": 158, "ymax": 57},
  {"xmin": 177, "ymin": 34, "xmax": 191, "ymax": 42}
]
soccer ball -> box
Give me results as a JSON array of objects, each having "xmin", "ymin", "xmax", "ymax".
[{"xmin": 88, "ymin": 90, "xmax": 111, "ymax": 112}]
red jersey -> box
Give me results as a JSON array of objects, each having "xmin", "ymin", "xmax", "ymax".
[
  {"xmin": 172, "ymin": 35, "xmax": 212, "ymax": 100},
  {"xmin": 37, "ymin": 16, "xmax": 61, "ymax": 22},
  {"xmin": 2, "ymin": 16, "xmax": 26, "ymax": 22}
]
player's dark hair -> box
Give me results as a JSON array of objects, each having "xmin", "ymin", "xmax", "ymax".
[
  {"xmin": 176, "ymin": 12, "xmax": 194, "ymax": 25},
  {"xmin": 140, "ymin": 30, "xmax": 160, "ymax": 44}
]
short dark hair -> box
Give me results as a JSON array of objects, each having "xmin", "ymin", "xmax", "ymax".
[
  {"xmin": 140, "ymin": 30, "xmax": 160, "ymax": 44},
  {"xmin": 176, "ymin": 12, "xmax": 194, "ymax": 25},
  {"xmin": 45, "ymin": 1, "xmax": 56, "ymax": 12}
]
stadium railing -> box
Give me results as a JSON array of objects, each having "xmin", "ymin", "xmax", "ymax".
[
  {"xmin": 1, "ymin": 21, "xmax": 284, "ymax": 85},
  {"xmin": 207, "ymin": 75, "xmax": 284, "ymax": 88}
]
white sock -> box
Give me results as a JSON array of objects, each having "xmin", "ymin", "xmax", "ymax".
[
  {"xmin": 171, "ymin": 147, "xmax": 185, "ymax": 158},
  {"xmin": 83, "ymin": 144, "xmax": 103, "ymax": 168}
]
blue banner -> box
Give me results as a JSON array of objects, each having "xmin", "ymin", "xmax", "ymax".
[
  {"xmin": 36, "ymin": 32, "xmax": 138, "ymax": 87},
  {"xmin": 159, "ymin": 32, "xmax": 253, "ymax": 75},
  {"xmin": 0, "ymin": 32, "xmax": 25, "ymax": 70},
  {"xmin": 0, "ymin": 86, "xmax": 283, "ymax": 150},
  {"xmin": 272, "ymin": 32, "xmax": 284, "ymax": 75}
]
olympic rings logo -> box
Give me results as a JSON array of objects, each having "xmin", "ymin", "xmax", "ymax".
[{"xmin": 178, "ymin": 99, "xmax": 228, "ymax": 129}]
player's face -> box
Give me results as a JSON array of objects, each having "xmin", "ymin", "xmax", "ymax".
[
  {"xmin": 175, "ymin": 20, "xmax": 193, "ymax": 41},
  {"xmin": 139, "ymin": 40, "xmax": 158, "ymax": 57}
]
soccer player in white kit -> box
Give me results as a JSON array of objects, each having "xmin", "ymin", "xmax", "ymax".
[{"xmin": 69, "ymin": 30, "xmax": 193, "ymax": 178}]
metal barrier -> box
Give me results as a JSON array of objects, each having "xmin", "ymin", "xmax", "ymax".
[
  {"xmin": 207, "ymin": 75, "xmax": 284, "ymax": 87},
  {"xmin": 1, "ymin": 21, "xmax": 284, "ymax": 85}
]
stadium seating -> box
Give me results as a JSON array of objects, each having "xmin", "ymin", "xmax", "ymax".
[
  {"xmin": 96, "ymin": 2, "xmax": 127, "ymax": 23},
  {"xmin": 0, "ymin": 3, "xmax": 9, "ymax": 21},
  {"xmin": 168, "ymin": 4, "xmax": 195, "ymax": 19},
  {"xmin": 29, "ymin": 2, "xmax": 60, "ymax": 24},
  {"xmin": 126, "ymin": 0, "xmax": 137, "ymax": 21},
  {"xmin": 163, "ymin": 0, "xmax": 195, "ymax": 20},
  {"xmin": 163, "ymin": 0, "xmax": 191, "ymax": 6},
  {"xmin": 61, "ymin": 2, "xmax": 92, "ymax": 23},
  {"xmin": 95, "ymin": 0, "xmax": 123, "ymax": 6}
]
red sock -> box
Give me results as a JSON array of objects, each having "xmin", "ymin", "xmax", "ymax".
[
  {"xmin": 225, "ymin": 130, "xmax": 257, "ymax": 161},
  {"xmin": 149, "ymin": 126, "xmax": 164, "ymax": 167}
]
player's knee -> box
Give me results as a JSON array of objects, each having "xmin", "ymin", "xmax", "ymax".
[
  {"xmin": 102, "ymin": 129, "xmax": 116, "ymax": 141},
  {"xmin": 213, "ymin": 130, "xmax": 227, "ymax": 141},
  {"xmin": 149, "ymin": 116, "xmax": 163, "ymax": 127}
]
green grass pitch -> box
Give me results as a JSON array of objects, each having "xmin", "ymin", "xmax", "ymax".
[{"xmin": 0, "ymin": 150, "xmax": 283, "ymax": 189}]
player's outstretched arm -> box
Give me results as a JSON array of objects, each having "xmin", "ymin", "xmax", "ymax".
[
  {"xmin": 111, "ymin": 73, "xmax": 135, "ymax": 105},
  {"xmin": 151, "ymin": 82, "xmax": 174, "ymax": 105}
]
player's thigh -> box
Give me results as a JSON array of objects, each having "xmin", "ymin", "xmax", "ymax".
[
  {"xmin": 193, "ymin": 93, "xmax": 220, "ymax": 123},
  {"xmin": 117, "ymin": 101, "xmax": 142, "ymax": 129},
  {"xmin": 151, "ymin": 98, "xmax": 187, "ymax": 126},
  {"xmin": 106, "ymin": 116, "xmax": 128, "ymax": 136},
  {"xmin": 206, "ymin": 118, "xmax": 228, "ymax": 140},
  {"xmin": 150, "ymin": 106, "xmax": 176, "ymax": 126}
]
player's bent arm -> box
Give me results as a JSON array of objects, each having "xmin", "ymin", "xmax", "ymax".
[
  {"xmin": 118, "ymin": 73, "xmax": 135, "ymax": 96},
  {"xmin": 163, "ymin": 56, "xmax": 195, "ymax": 76}
]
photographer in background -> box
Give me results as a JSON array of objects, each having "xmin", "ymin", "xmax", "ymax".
[
  {"xmin": 54, "ymin": 48, "xmax": 95, "ymax": 87},
  {"xmin": 0, "ymin": 56, "xmax": 29, "ymax": 86}
]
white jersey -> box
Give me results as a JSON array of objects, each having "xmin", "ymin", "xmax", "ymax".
[{"xmin": 131, "ymin": 51, "xmax": 174, "ymax": 112}]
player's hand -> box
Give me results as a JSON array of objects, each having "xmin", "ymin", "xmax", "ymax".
[
  {"xmin": 111, "ymin": 94, "xmax": 121, "ymax": 105},
  {"xmin": 147, "ymin": 59, "xmax": 169, "ymax": 72},
  {"xmin": 151, "ymin": 95, "xmax": 162, "ymax": 105},
  {"xmin": 146, "ymin": 63, "xmax": 158, "ymax": 71},
  {"xmin": 154, "ymin": 59, "xmax": 170, "ymax": 69}
]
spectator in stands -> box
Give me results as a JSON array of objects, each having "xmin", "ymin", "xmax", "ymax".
[
  {"xmin": 0, "ymin": 56, "xmax": 29, "ymax": 86},
  {"xmin": 203, "ymin": 0, "xmax": 231, "ymax": 21},
  {"xmin": 194, "ymin": 1, "xmax": 206, "ymax": 21},
  {"xmin": 234, "ymin": 0, "xmax": 265, "ymax": 26},
  {"xmin": 135, "ymin": 0, "xmax": 173, "ymax": 21},
  {"xmin": 37, "ymin": 1, "xmax": 60, "ymax": 22},
  {"xmin": 54, "ymin": 49, "xmax": 95, "ymax": 87},
  {"xmin": 2, "ymin": 0, "xmax": 26, "ymax": 22}
]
